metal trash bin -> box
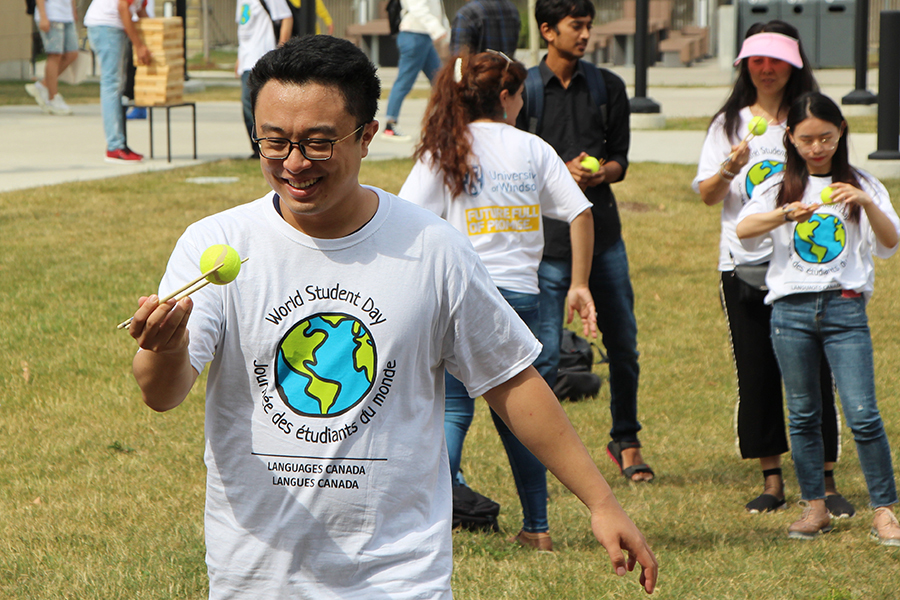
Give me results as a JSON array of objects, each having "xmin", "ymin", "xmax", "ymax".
[
  {"xmin": 817, "ymin": 0, "xmax": 855, "ymax": 67},
  {"xmin": 738, "ymin": 0, "xmax": 781, "ymax": 41},
  {"xmin": 780, "ymin": 0, "xmax": 819, "ymax": 66}
]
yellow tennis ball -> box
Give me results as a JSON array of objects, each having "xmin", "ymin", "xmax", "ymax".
[
  {"xmin": 200, "ymin": 244, "xmax": 241, "ymax": 285},
  {"xmin": 580, "ymin": 156, "xmax": 601, "ymax": 173},
  {"xmin": 748, "ymin": 116, "xmax": 768, "ymax": 136},
  {"xmin": 820, "ymin": 186, "xmax": 835, "ymax": 204}
]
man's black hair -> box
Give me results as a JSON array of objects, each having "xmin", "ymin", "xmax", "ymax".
[
  {"xmin": 534, "ymin": 0, "xmax": 595, "ymax": 35},
  {"xmin": 248, "ymin": 36, "xmax": 381, "ymax": 131}
]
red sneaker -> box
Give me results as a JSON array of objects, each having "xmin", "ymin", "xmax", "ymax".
[{"xmin": 105, "ymin": 147, "xmax": 144, "ymax": 163}]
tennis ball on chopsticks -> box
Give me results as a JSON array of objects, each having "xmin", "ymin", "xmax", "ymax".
[
  {"xmin": 580, "ymin": 156, "xmax": 601, "ymax": 173},
  {"xmin": 200, "ymin": 244, "xmax": 242, "ymax": 285},
  {"xmin": 820, "ymin": 186, "xmax": 836, "ymax": 204},
  {"xmin": 748, "ymin": 116, "xmax": 768, "ymax": 137}
]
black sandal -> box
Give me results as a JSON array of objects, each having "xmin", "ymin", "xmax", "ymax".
[{"xmin": 607, "ymin": 440, "xmax": 655, "ymax": 483}]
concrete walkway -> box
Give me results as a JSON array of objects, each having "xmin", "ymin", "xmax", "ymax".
[{"xmin": 1, "ymin": 60, "xmax": 895, "ymax": 194}]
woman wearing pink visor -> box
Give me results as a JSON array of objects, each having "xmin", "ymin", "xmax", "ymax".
[{"xmin": 693, "ymin": 21, "xmax": 855, "ymax": 518}]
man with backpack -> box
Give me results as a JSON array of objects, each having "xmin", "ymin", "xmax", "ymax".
[
  {"xmin": 516, "ymin": 0, "xmax": 654, "ymax": 483},
  {"xmin": 237, "ymin": 0, "xmax": 292, "ymax": 159}
]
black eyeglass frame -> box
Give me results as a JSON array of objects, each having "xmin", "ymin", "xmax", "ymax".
[{"xmin": 252, "ymin": 123, "xmax": 366, "ymax": 161}]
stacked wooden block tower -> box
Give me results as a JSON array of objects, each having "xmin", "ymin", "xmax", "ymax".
[{"xmin": 133, "ymin": 17, "xmax": 184, "ymax": 106}]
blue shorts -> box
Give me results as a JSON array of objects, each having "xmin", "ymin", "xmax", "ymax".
[{"xmin": 39, "ymin": 21, "xmax": 78, "ymax": 55}]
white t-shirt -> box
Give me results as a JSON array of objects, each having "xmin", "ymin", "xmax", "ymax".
[
  {"xmin": 738, "ymin": 171, "xmax": 899, "ymax": 304},
  {"xmin": 37, "ymin": 0, "xmax": 74, "ymax": 23},
  {"xmin": 236, "ymin": 0, "xmax": 291, "ymax": 74},
  {"xmin": 692, "ymin": 107, "xmax": 786, "ymax": 270},
  {"xmin": 84, "ymin": 0, "xmax": 147, "ymax": 28},
  {"xmin": 156, "ymin": 188, "xmax": 540, "ymax": 599},
  {"xmin": 399, "ymin": 122, "xmax": 592, "ymax": 295},
  {"xmin": 399, "ymin": 0, "xmax": 449, "ymax": 40}
]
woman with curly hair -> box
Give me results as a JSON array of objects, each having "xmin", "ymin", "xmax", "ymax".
[{"xmin": 400, "ymin": 50, "xmax": 596, "ymax": 550}]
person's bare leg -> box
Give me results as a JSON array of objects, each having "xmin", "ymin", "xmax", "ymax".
[
  {"xmin": 43, "ymin": 51, "xmax": 78, "ymax": 100},
  {"xmin": 760, "ymin": 455, "xmax": 784, "ymax": 499},
  {"xmin": 824, "ymin": 461, "xmax": 838, "ymax": 494},
  {"xmin": 43, "ymin": 53, "xmax": 62, "ymax": 99}
]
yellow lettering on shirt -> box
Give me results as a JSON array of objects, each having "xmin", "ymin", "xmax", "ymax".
[{"xmin": 464, "ymin": 205, "xmax": 540, "ymax": 236}]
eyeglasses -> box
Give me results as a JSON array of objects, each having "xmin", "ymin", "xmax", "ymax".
[
  {"xmin": 793, "ymin": 135, "xmax": 839, "ymax": 152},
  {"xmin": 252, "ymin": 124, "xmax": 365, "ymax": 161}
]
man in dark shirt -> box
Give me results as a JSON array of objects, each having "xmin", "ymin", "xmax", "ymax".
[
  {"xmin": 449, "ymin": 0, "xmax": 520, "ymax": 56},
  {"xmin": 517, "ymin": 0, "xmax": 653, "ymax": 483}
]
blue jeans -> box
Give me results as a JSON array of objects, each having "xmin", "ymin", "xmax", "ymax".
[
  {"xmin": 444, "ymin": 288, "xmax": 549, "ymax": 533},
  {"xmin": 240, "ymin": 70, "xmax": 255, "ymax": 154},
  {"xmin": 771, "ymin": 292, "xmax": 897, "ymax": 508},
  {"xmin": 385, "ymin": 32, "xmax": 441, "ymax": 121},
  {"xmin": 87, "ymin": 26, "xmax": 127, "ymax": 152},
  {"xmin": 536, "ymin": 239, "xmax": 641, "ymax": 444}
]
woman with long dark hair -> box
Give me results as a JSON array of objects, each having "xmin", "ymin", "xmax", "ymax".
[
  {"xmin": 400, "ymin": 51, "xmax": 597, "ymax": 550},
  {"xmin": 736, "ymin": 92, "xmax": 900, "ymax": 544},
  {"xmin": 692, "ymin": 21, "xmax": 853, "ymax": 515}
]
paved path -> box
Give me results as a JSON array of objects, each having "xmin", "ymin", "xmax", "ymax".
[{"xmin": 1, "ymin": 60, "xmax": 895, "ymax": 194}]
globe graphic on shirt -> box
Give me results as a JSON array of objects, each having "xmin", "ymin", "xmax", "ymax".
[
  {"xmin": 275, "ymin": 313, "xmax": 376, "ymax": 417},
  {"xmin": 745, "ymin": 160, "xmax": 784, "ymax": 199},
  {"xmin": 794, "ymin": 214, "xmax": 846, "ymax": 264}
]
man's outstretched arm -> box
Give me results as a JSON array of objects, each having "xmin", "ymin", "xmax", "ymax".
[{"xmin": 482, "ymin": 366, "xmax": 658, "ymax": 594}]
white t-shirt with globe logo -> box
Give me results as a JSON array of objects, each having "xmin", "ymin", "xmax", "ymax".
[
  {"xmin": 693, "ymin": 107, "xmax": 788, "ymax": 271},
  {"xmin": 738, "ymin": 170, "xmax": 898, "ymax": 304},
  {"xmin": 155, "ymin": 188, "xmax": 540, "ymax": 599}
]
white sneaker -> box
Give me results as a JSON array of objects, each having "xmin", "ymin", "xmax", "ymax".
[
  {"xmin": 47, "ymin": 94, "xmax": 73, "ymax": 116},
  {"xmin": 25, "ymin": 81, "xmax": 50, "ymax": 111}
]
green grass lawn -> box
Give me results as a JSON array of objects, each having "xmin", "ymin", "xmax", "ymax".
[{"xmin": 1, "ymin": 160, "xmax": 899, "ymax": 599}]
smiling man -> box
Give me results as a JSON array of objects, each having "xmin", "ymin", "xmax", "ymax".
[{"xmin": 125, "ymin": 35, "xmax": 657, "ymax": 599}]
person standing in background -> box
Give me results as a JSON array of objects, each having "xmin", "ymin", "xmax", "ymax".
[
  {"xmin": 26, "ymin": 0, "xmax": 79, "ymax": 115},
  {"xmin": 236, "ymin": 0, "xmax": 292, "ymax": 159},
  {"xmin": 517, "ymin": 0, "xmax": 654, "ymax": 483},
  {"xmin": 400, "ymin": 51, "xmax": 597, "ymax": 551},
  {"xmin": 693, "ymin": 22, "xmax": 854, "ymax": 517},
  {"xmin": 85, "ymin": 0, "xmax": 152, "ymax": 162},
  {"xmin": 449, "ymin": 0, "xmax": 520, "ymax": 56},
  {"xmin": 382, "ymin": 0, "xmax": 448, "ymax": 142},
  {"xmin": 123, "ymin": 0, "xmax": 155, "ymax": 121}
]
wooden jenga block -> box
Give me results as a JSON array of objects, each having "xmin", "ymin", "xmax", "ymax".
[
  {"xmin": 133, "ymin": 17, "xmax": 184, "ymax": 67},
  {"xmin": 133, "ymin": 17, "xmax": 185, "ymax": 105}
]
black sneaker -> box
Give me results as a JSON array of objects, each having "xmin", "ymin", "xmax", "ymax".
[
  {"xmin": 382, "ymin": 122, "xmax": 411, "ymax": 142},
  {"xmin": 745, "ymin": 493, "xmax": 786, "ymax": 514},
  {"xmin": 825, "ymin": 493, "xmax": 856, "ymax": 518}
]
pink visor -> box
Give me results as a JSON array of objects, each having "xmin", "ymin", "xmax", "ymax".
[{"xmin": 734, "ymin": 32, "xmax": 803, "ymax": 69}]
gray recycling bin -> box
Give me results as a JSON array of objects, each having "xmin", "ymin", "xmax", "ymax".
[
  {"xmin": 780, "ymin": 0, "xmax": 819, "ymax": 66},
  {"xmin": 738, "ymin": 0, "xmax": 781, "ymax": 39},
  {"xmin": 817, "ymin": 0, "xmax": 855, "ymax": 67}
]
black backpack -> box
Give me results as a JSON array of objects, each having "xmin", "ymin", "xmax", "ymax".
[
  {"xmin": 552, "ymin": 330, "xmax": 605, "ymax": 401},
  {"xmin": 386, "ymin": 0, "xmax": 402, "ymax": 35},
  {"xmin": 452, "ymin": 483, "xmax": 500, "ymax": 532},
  {"xmin": 26, "ymin": 0, "xmax": 36, "ymax": 15}
]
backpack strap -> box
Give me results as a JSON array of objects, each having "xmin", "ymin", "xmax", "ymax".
[
  {"xmin": 579, "ymin": 59, "xmax": 608, "ymax": 132},
  {"xmin": 524, "ymin": 66, "xmax": 543, "ymax": 134},
  {"xmin": 524, "ymin": 62, "xmax": 608, "ymax": 135}
]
